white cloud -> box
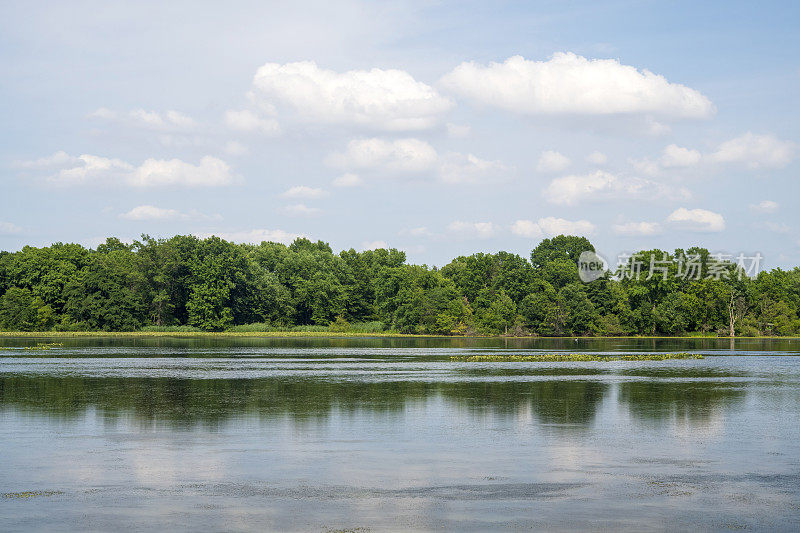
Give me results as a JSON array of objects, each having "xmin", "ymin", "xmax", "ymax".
[
  {"xmin": 446, "ymin": 123, "xmax": 471, "ymax": 138},
  {"xmin": 660, "ymin": 144, "xmax": 701, "ymax": 168},
  {"xmin": 208, "ymin": 229, "xmax": 304, "ymax": 245},
  {"xmin": 447, "ymin": 221, "xmax": 497, "ymax": 239},
  {"xmin": 644, "ymin": 116, "xmax": 672, "ymax": 136},
  {"xmin": 22, "ymin": 152, "xmax": 234, "ymax": 188},
  {"xmin": 0, "ymin": 221, "xmax": 22, "ymax": 234},
  {"xmin": 31, "ymin": 153, "xmax": 134, "ymax": 184},
  {"xmin": 129, "ymin": 156, "xmax": 233, "ymax": 187},
  {"xmin": 327, "ymin": 138, "xmax": 438, "ymax": 174},
  {"xmin": 536, "ymin": 150, "xmax": 571, "ymax": 173},
  {"xmin": 749, "ymin": 200, "xmax": 779, "ymax": 213},
  {"xmin": 667, "ymin": 207, "xmax": 725, "ymax": 232},
  {"xmin": 613, "ymin": 221, "xmax": 663, "ymax": 236},
  {"xmin": 120, "ymin": 205, "xmax": 221, "ymax": 221},
  {"xmin": 281, "ymin": 185, "xmax": 326, "ymax": 199},
  {"xmin": 710, "ymin": 132, "xmax": 795, "ymax": 169},
  {"xmin": 400, "ymin": 226, "xmax": 433, "ymax": 237},
  {"xmin": 438, "ymin": 152, "xmax": 509, "ymax": 184},
  {"xmin": 511, "ymin": 217, "xmax": 595, "ymax": 238},
  {"xmin": 362, "ymin": 240, "xmax": 389, "ymax": 250},
  {"xmin": 764, "ymin": 221, "xmax": 791, "ymax": 234},
  {"xmin": 629, "ymin": 157, "xmax": 661, "ymax": 177},
  {"xmin": 328, "ymin": 138, "xmax": 508, "ymax": 184},
  {"xmin": 537, "ymin": 216, "xmax": 596, "ymax": 236},
  {"xmin": 282, "ymin": 203, "xmax": 321, "ymax": 216},
  {"xmin": 120, "ymin": 205, "xmax": 180, "ymax": 220},
  {"xmin": 16, "ymin": 150, "xmax": 75, "ymax": 169},
  {"xmin": 250, "ymin": 60, "xmax": 453, "ymax": 131},
  {"xmin": 224, "ymin": 109, "xmax": 280, "ymax": 135},
  {"xmin": 510, "ymin": 220, "xmax": 543, "ymax": 238},
  {"xmin": 586, "ymin": 151, "xmax": 607, "ymax": 165},
  {"xmin": 332, "ymin": 173, "xmax": 363, "ymax": 187},
  {"xmin": 89, "ymin": 108, "xmax": 197, "ymax": 130},
  {"xmin": 440, "ymin": 52, "xmax": 714, "ymax": 118},
  {"xmin": 543, "ymin": 170, "xmax": 690, "ymax": 205}
]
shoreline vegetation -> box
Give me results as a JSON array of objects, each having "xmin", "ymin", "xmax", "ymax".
[
  {"xmin": 2, "ymin": 234, "xmax": 800, "ymax": 337},
  {"xmin": 0, "ymin": 330, "xmax": 798, "ymax": 340},
  {"xmin": 451, "ymin": 353, "xmax": 704, "ymax": 362}
]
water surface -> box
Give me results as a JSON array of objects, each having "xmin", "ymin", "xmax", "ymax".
[{"xmin": 2, "ymin": 337, "xmax": 800, "ymax": 531}]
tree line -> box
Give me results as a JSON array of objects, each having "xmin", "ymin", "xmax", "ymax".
[{"xmin": 0, "ymin": 234, "xmax": 798, "ymax": 336}]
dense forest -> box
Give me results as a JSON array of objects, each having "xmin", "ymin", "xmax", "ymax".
[{"xmin": 0, "ymin": 234, "xmax": 798, "ymax": 336}]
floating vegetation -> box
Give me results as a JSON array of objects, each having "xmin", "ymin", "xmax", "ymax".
[
  {"xmin": 450, "ymin": 353, "xmax": 703, "ymax": 362},
  {"xmin": 2, "ymin": 490, "xmax": 64, "ymax": 499},
  {"xmin": 23, "ymin": 342, "xmax": 64, "ymax": 350}
]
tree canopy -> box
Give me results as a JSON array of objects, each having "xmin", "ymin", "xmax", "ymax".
[{"xmin": 1, "ymin": 234, "xmax": 798, "ymax": 336}]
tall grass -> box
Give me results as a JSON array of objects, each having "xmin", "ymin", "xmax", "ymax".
[
  {"xmin": 138, "ymin": 325, "xmax": 203, "ymax": 332},
  {"xmin": 225, "ymin": 321, "xmax": 389, "ymax": 333}
]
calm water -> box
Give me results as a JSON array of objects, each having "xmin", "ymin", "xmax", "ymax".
[{"xmin": 2, "ymin": 336, "xmax": 800, "ymax": 532}]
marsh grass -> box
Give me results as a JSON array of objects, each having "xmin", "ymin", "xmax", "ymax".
[{"xmin": 451, "ymin": 353, "xmax": 704, "ymax": 362}]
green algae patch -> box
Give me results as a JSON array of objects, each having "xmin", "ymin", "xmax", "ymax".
[
  {"xmin": 2, "ymin": 490, "xmax": 64, "ymax": 499},
  {"xmin": 451, "ymin": 353, "xmax": 703, "ymax": 362}
]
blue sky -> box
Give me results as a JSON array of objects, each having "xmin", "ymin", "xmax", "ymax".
[{"xmin": 2, "ymin": 0, "xmax": 799, "ymax": 269}]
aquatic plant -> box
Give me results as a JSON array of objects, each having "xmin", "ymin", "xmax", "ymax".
[{"xmin": 450, "ymin": 353, "xmax": 703, "ymax": 362}]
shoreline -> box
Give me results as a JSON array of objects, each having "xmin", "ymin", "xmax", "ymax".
[{"xmin": 1, "ymin": 331, "xmax": 799, "ymax": 340}]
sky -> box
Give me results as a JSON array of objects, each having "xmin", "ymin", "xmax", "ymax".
[{"xmin": 1, "ymin": 0, "xmax": 799, "ymax": 269}]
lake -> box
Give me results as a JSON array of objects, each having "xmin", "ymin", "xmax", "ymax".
[{"xmin": 2, "ymin": 336, "xmax": 800, "ymax": 531}]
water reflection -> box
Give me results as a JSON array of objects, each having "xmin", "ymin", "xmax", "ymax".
[
  {"xmin": 618, "ymin": 380, "xmax": 746, "ymax": 426},
  {"xmin": 0, "ymin": 371, "xmax": 749, "ymax": 430},
  {"xmin": 3, "ymin": 342, "xmax": 800, "ymax": 531},
  {"xmin": 3, "ymin": 335, "xmax": 800, "ymax": 353}
]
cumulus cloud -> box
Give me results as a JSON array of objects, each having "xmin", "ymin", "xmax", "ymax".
[
  {"xmin": 511, "ymin": 217, "xmax": 595, "ymax": 238},
  {"xmin": 586, "ymin": 151, "xmax": 608, "ymax": 165},
  {"xmin": 332, "ymin": 173, "xmax": 363, "ymax": 187},
  {"xmin": 447, "ymin": 221, "xmax": 497, "ymax": 239},
  {"xmin": 281, "ymin": 185, "xmax": 326, "ymax": 199},
  {"xmin": 660, "ymin": 144, "xmax": 702, "ymax": 168},
  {"xmin": 709, "ymin": 132, "xmax": 795, "ymax": 169},
  {"xmin": 749, "ymin": 200, "xmax": 779, "ymax": 213},
  {"xmin": 400, "ymin": 226, "xmax": 433, "ymax": 237},
  {"xmin": 667, "ymin": 207, "xmax": 725, "ymax": 232},
  {"xmin": 438, "ymin": 152, "xmax": 509, "ymax": 184},
  {"xmin": 282, "ymin": 203, "xmax": 321, "ymax": 216},
  {"xmin": 119, "ymin": 205, "xmax": 220, "ymax": 221},
  {"xmin": 17, "ymin": 152, "xmax": 134, "ymax": 184},
  {"xmin": 536, "ymin": 150, "xmax": 571, "ymax": 173},
  {"xmin": 510, "ymin": 220, "xmax": 543, "ymax": 238},
  {"xmin": 224, "ymin": 109, "xmax": 280, "ymax": 135},
  {"xmin": 21, "ymin": 152, "xmax": 235, "ymax": 188},
  {"xmin": 439, "ymin": 52, "xmax": 714, "ymax": 118},
  {"xmin": 250, "ymin": 60, "xmax": 453, "ymax": 131},
  {"xmin": 362, "ymin": 240, "xmax": 389, "ymax": 250},
  {"xmin": 120, "ymin": 205, "xmax": 180, "ymax": 220},
  {"xmin": 0, "ymin": 221, "xmax": 22, "ymax": 234},
  {"xmin": 129, "ymin": 156, "xmax": 234, "ymax": 187},
  {"xmin": 543, "ymin": 170, "xmax": 690, "ymax": 205},
  {"xmin": 328, "ymin": 138, "xmax": 509, "ymax": 184},
  {"xmin": 537, "ymin": 217, "xmax": 596, "ymax": 236},
  {"xmin": 763, "ymin": 221, "xmax": 791, "ymax": 234},
  {"xmin": 613, "ymin": 221, "xmax": 663, "ymax": 236},
  {"xmin": 207, "ymin": 229, "xmax": 305, "ymax": 245},
  {"xmin": 89, "ymin": 108, "xmax": 197, "ymax": 130},
  {"xmin": 327, "ymin": 138, "xmax": 438, "ymax": 174}
]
